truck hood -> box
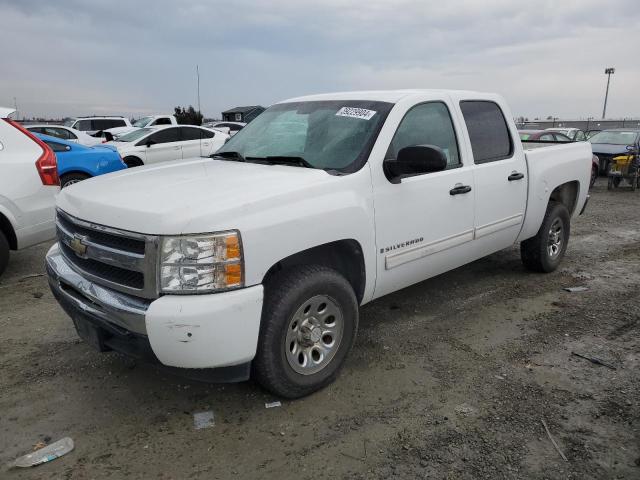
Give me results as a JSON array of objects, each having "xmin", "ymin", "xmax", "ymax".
[{"xmin": 56, "ymin": 157, "xmax": 332, "ymax": 234}]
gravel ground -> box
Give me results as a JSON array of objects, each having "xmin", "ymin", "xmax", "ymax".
[{"xmin": 1, "ymin": 178, "xmax": 638, "ymax": 479}]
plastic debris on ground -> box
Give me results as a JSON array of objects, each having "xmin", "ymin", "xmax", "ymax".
[
  {"xmin": 265, "ymin": 401, "xmax": 282, "ymax": 409},
  {"xmin": 563, "ymin": 286, "xmax": 588, "ymax": 292},
  {"xmin": 193, "ymin": 411, "xmax": 215, "ymax": 430},
  {"xmin": 8, "ymin": 437, "xmax": 74, "ymax": 468}
]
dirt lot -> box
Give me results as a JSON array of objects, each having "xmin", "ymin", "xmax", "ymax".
[{"xmin": 1, "ymin": 179, "xmax": 638, "ymax": 479}]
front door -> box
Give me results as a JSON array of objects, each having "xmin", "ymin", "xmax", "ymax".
[
  {"xmin": 143, "ymin": 127, "xmax": 182, "ymax": 165},
  {"xmin": 458, "ymin": 100, "xmax": 527, "ymax": 248},
  {"xmin": 372, "ymin": 100, "xmax": 476, "ymax": 299}
]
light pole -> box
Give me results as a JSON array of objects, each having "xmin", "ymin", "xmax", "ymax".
[{"xmin": 602, "ymin": 67, "xmax": 615, "ymax": 119}]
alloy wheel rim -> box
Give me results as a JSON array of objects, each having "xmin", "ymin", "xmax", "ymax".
[
  {"xmin": 285, "ymin": 295, "xmax": 344, "ymax": 375},
  {"xmin": 63, "ymin": 179, "xmax": 81, "ymax": 188},
  {"xmin": 547, "ymin": 218, "xmax": 563, "ymax": 258}
]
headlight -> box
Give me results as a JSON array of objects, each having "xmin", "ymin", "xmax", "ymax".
[{"xmin": 160, "ymin": 231, "xmax": 243, "ymax": 293}]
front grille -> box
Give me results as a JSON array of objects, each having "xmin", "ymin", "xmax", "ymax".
[
  {"xmin": 57, "ymin": 213, "xmax": 145, "ymax": 254},
  {"xmin": 59, "ymin": 242, "xmax": 144, "ymax": 289},
  {"xmin": 55, "ymin": 210, "xmax": 158, "ymax": 298}
]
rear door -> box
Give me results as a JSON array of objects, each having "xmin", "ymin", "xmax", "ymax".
[
  {"xmin": 140, "ymin": 127, "xmax": 182, "ymax": 164},
  {"xmin": 458, "ymin": 99, "xmax": 527, "ymax": 248},
  {"xmin": 372, "ymin": 97, "xmax": 476, "ymax": 298},
  {"xmin": 179, "ymin": 126, "xmax": 208, "ymax": 158}
]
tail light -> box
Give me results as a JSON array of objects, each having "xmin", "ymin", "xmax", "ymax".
[{"xmin": 4, "ymin": 118, "xmax": 60, "ymax": 186}]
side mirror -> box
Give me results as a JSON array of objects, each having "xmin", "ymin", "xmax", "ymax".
[
  {"xmin": 384, "ymin": 145, "xmax": 448, "ymax": 183},
  {"xmin": 145, "ymin": 139, "xmax": 155, "ymax": 148}
]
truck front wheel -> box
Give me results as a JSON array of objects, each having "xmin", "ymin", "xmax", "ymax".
[
  {"xmin": 253, "ymin": 265, "xmax": 358, "ymax": 398},
  {"xmin": 520, "ymin": 201, "xmax": 570, "ymax": 273}
]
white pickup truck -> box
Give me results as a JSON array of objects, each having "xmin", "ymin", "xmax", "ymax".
[
  {"xmin": 104, "ymin": 115, "xmax": 179, "ymax": 139},
  {"xmin": 46, "ymin": 90, "xmax": 592, "ymax": 398}
]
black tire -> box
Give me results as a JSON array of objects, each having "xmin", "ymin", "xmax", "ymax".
[
  {"xmin": 590, "ymin": 166, "xmax": 597, "ymax": 188},
  {"xmin": 520, "ymin": 201, "xmax": 570, "ymax": 273},
  {"xmin": 607, "ymin": 177, "xmax": 614, "ymax": 190},
  {"xmin": 123, "ymin": 156, "xmax": 144, "ymax": 168},
  {"xmin": 253, "ymin": 265, "xmax": 359, "ymax": 398},
  {"xmin": 612, "ymin": 177, "xmax": 621, "ymax": 188},
  {"xmin": 0, "ymin": 230, "xmax": 9, "ymax": 277},
  {"xmin": 60, "ymin": 173, "xmax": 90, "ymax": 189}
]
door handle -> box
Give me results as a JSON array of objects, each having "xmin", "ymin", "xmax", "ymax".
[
  {"xmin": 449, "ymin": 184, "xmax": 472, "ymax": 195},
  {"xmin": 508, "ymin": 172, "xmax": 524, "ymax": 181},
  {"xmin": 173, "ymin": 147, "xmax": 181, "ymax": 150}
]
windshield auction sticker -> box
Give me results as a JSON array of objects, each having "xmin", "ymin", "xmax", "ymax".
[{"xmin": 335, "ymin": 107, "xmax": 377, "ymax": 120}]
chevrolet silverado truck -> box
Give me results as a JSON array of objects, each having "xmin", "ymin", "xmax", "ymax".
[{"xmin": 46, "ymin": 90, "xmax": 592, "ymax": 398}]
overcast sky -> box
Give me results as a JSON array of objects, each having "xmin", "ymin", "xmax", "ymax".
[{"xmin": 1, "ymin": 0, "xmax": 638, "ymax": 120}]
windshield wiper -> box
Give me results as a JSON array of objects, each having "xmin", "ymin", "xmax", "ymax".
[
  {"xmin": 245, "ymin": 156, "xmax": 315, "ymax": 169},
  {"xmin": 212, "ymin": 151, "xmax": 246, "ymax": 162}
]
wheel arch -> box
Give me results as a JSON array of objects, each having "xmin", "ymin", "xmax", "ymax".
[
  {"xmin": 0, "ymin": 211, "xmax": 17, "ymax": 250},
  {"xmin": 549, "ymin": 180, "xmax": 579, "ymax": 215},
  {"xmin": 261, "ymin": 239, "xmax": 367, "ymax": 304},
  {"xmin": 60, "ymin": 169, "xmax": 93, "ymax": 179},
  {"xmin": 123, "ymin": 155, "xmax": 144, "ymax": 167}
]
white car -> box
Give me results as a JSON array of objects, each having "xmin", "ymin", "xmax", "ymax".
[
  {"xmin": 46, "ymin": 89, "xmax": 592, "ymax": 398},
  {"xmin": 26, "ymin": 124, "xmax": 102, "ymax": 146},
  {"xmin": 109, "ymin": 125, "xmax": 228, "ymax": 167},
  {"xmin": 63, "ymin": 116, "xmax": 132, "ymax": 136},
  {"xmin": 105, "ymin": 115, "xmax": 179, "ymax": 139},
  {"xmin": 202, "ymin": 121, "xmax": 246, "ymax": 136},
  {"xmin": 0, "ymin": 108, "xmax": 59, "ymax": 276}
]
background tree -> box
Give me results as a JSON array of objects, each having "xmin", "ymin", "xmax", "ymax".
[{"xmin": 174, "ymin": 105, "xmax": 203, "ymax": 125}]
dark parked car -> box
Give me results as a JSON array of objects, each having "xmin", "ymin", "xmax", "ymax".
[
  {"xmin": 519, "ymin": 130, "xmax": 571, "ymax": 142},
  {"xmin": 589, "ymin": 129, "xmax": 640, "ymax": 174},
  {"xmin": 585, "ymin": 129, "xmax": 601, "ymax": 140}
]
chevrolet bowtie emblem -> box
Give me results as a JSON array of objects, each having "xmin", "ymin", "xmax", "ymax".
[{"xmin": 69, "ymin": 235, "xmax": 88, "ymax": 256}]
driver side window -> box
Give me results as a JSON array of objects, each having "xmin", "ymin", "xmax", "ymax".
[
  {"xmin": 386, "ymin": 102, "xmax": 461, "ymax": 169},
  {"xmin": 144, "ymin": 128, "xmax": 180, "ymax": 145}
]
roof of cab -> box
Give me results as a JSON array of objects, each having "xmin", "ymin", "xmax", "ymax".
[
  {"xmin": 0, "ymin": 107, "xmax": 16, "ymax": 118},
  {"xmin": 280, "ymin": 89, "xmax": 487, "ymax": 104}
]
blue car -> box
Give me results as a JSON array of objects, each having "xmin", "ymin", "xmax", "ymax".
[{"xmin": 36, "ymin": 133, "xmax": 127, "ymax": 188}]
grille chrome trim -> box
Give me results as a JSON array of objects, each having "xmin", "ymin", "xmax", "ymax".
[{"xmin": 56, "ymin": 209, "xmax": 160, "ymax": 299}]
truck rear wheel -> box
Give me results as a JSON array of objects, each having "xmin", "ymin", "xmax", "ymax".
[
  {"xmin": 253, "ymin": 265, "xmax": 358, "ymax": 398},
  {"xmin": 0, "ymin": 230, "xmax": 9, "ymax": 277},
  {"xmin": 520, "ymin": 201, "xmax": 570, "ymax": 273}
]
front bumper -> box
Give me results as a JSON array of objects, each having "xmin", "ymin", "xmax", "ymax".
[{"xmin": 46, "ymin": 243, "xmax": 264, "ymax": 381}]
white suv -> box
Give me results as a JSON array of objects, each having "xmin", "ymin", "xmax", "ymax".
[
  {"xmin": 63, "ymin": 116, "xmax": 132, "ymax": 136},
  {"xmin": 0, "ymin": 108, "xmax": 60, "ymax": 276}
]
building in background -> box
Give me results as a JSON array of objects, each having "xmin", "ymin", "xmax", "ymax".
[{"xmin": 221, "ymin": 105, "xmax": 265, "ymax": 123}]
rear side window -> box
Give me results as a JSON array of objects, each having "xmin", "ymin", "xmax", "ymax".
[
  {"xmin": 45, "ymin": 141, "xmax": 70, "ymax": 153},
  {"xmin": 180, "ymin": 127, "xmax": 205, "ymax": 141},
  {"xmin": 93, "ymin": 119, "xmax": 125, "ymax": 130},
  {"xmin": 386, "ymin": 102, "xmax": 461, "ymax": 169},
  {"xmin": 152, "ymin": 118, "xmax": 172, "ymax": 125},
  {"xmin": 75, "ymin": 119, "xmax": 92, "ymax": 131},
  {"xmin": 460, "ymin": 101, "xmax": 513, "ymax": 163}
]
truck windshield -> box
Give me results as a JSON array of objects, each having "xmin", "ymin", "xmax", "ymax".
[
  {"xmin": 216, "ymin": 100, "xmax": 393, "ymax": 172},
  {"xmin": 589, "ymin": 130, "xmax": 638, "ymax": 145},
  {"xmin": 63, "ymin": 119, "xmax": 76, "ymax": 127},
  {"xmin": 133, "ymin": 116, "xmax": 153, "ymax": 128}
]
